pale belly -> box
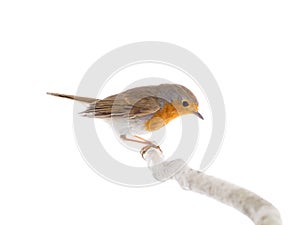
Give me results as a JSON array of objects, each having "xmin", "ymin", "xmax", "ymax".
[{"xmin": 105, "ymin": 114, "xmax": 154, "ymax": 136}]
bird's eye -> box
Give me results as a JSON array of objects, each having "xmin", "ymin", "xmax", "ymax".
[{"xmin": 182, "ymin": 101, "xmax": 189, "ymax": 107}]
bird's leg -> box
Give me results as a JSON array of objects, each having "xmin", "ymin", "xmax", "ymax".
[
  {"xmin": 134, "ymin": 135, "xmax": 162, "ymax": 153},
  {"xmin": 133, "ymin": 136, "xmax": 158, "ymax": 147},
  {"xmin": 120, "ymin": 135, "xmax": 162, "ymax": 152},
  {"xmin": 120, "ymin": 135, "xmax": 150, "ymax": 145}
]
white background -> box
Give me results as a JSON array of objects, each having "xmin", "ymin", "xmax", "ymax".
[{"xmin": 0, "ymin": 1, "xmax": 299, "ymax": 224}]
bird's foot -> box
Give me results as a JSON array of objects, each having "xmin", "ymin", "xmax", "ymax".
[
  {"xmin": 140, "ymin": 144, "xmax": 162, "ymax": 159},
  {"xmin": 120, "ymin": 135, "xmax": 162, "ymax": 158},
  {"xmin": 134, "ymin": 135, "xmax": 162, "ymax": 151}
]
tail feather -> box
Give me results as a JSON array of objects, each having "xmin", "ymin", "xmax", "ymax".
[{"xmin": 47, "ymin": 92, "xmax": 99, "ymax": 103}]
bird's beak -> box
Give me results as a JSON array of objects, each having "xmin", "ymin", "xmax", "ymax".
[{"xmin": 193, "ymin": 111, "xmax": 204, "ymax": 120}]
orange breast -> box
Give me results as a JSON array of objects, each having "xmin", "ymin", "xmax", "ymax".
[{"xmin": 145, "ymin": 102, "xmax": 179, "ymax": 131}]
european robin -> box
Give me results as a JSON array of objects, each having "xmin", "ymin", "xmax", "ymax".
[{"xmin": 47, "ymin": 83, "xmax": 204, "ymax": 155}]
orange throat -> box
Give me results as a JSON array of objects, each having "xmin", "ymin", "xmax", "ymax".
[{"xmin": 145, "ymin": 102, "xmax": 180, "ymax": 131}]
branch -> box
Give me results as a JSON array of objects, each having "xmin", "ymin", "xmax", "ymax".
[{"xmin": 144, "ymin": 148, "xmax": 282, "ymax": 225}]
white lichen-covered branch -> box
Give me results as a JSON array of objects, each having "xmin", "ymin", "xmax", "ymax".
[{"xmin": 144, "ymin": 148, "xmax": 282, "ymax": 225}]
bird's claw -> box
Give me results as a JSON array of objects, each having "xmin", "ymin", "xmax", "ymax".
[{"xmin": 140, "ymin": 144, "xmax": 162, "ymax": 159}]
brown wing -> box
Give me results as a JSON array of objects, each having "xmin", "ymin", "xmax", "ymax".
[{"xmin": 81, "ymin": 95, "xmax": 161, "ymax": 119}]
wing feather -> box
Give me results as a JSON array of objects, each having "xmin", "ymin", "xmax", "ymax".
[{"xmin": 81, "ymin": 94, "xmax": 161, "ymax": 119}]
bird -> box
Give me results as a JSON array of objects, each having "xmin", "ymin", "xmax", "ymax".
[{"xmin": 47, "ymin": 83, "xmax": 204, "ymax": 156}]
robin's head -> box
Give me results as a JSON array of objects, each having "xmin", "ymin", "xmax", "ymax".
[{"xmin": 160, "ymin": 84, "xmax": 204, "ymax": 120}]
